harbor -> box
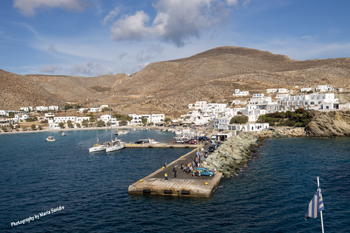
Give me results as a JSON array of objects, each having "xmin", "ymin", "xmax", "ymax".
[
  {"xmin": 124, "ymin": 143, "xmax": 199, "ymax": 149},
  {"xmin": 128, "ymin": 144, "xmax": 223, "ymax": 198}
]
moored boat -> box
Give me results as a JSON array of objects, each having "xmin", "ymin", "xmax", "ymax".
[{"xmin": 46, "ymin": 136, "xmax": 55, "ymax": 142}]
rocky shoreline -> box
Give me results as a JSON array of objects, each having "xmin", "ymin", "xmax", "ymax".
[{"xmin": 204, "ymin": 133, "xmax": 262, "ymax": 178}]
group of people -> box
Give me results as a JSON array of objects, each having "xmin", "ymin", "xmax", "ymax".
[{"xmin": 164, "ymin": 150, "xmax": 208, "ymax": 180}]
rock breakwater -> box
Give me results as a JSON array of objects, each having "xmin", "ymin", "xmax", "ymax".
[
  {"xmin": 204, "ymin": 133, "xmax": 261, "ymax": 178},
  {"xmin": 255, "ymin": 127, "xmax": 306, "ymax": 138}
]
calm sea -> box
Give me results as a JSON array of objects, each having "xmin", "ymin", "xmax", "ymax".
[{"xmin": 0, "ymin": 130, "xmax": 349, "ymax": 232}]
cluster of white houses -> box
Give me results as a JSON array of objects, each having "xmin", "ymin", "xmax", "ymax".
[
  {"xmin": 46, "ymin": 113, "xmax": 165, "ymax": 129},
  {"xmin": 180, "ymin": 85, "xmax": 347, "ymax": 132}
]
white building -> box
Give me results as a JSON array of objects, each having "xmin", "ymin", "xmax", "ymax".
[
  {"xmin": 0, "ymin": 110, "xmax": 9, "ymax": 116},
  {"xmin": 36, "ymin": 106, "xmax": 49, "ymax": 111},
  {"xmin": 228, "ymin": 123, "xmax": 269, "ymax": 132},
  {"xmin": 49, "ymin": 106, "xmax": 59, "ymax": 111},
  {"xmin": 77, "ymin": 108, "xmax": 88, "ymax": 113},
  {"xmin": 266, "ymin": 89, "xmax": 278, "ymax": 93},
  {"xmin": 275, "ymin": 93, "xmax": 339, "ymax": 111},
  {"xmin": 278, "ymin": 88, "xmax": 289, "ymax": 93},
  {"xmin": 14, "ymin": 114, "xmax": 29, "ymax": 122},
  {"xmin": 300, "ymin": 87, "xmax": 313, "ymax": 92},
  {"xmin": 44, "ymin": 113, "xmax": 55, "ymax": 119},
  {"xmin": 100, "ymin": 105, "xmax": 109, "ymax": 110},
  {"xmin": 188, "ymin": 101, "xmax": 207, "ymax": 110},
  {"xmin": 89, "ymin": 108, "xmax": 101, "ymax": 113},
  {"xmin": 217, "ymin": 117, "xmax": 230, "ymax": 130},
  {"xmin": 316, "ymin": 85, "xmax": 333, "ymax": 92},
  {"xmin": 233, "ymin": 89, "xmax": 249, "ymax": 96},
  {"xmin": 53, "ymin": 116, "xmax": 77, "ymax": 123},
  {"xmin": 151, "ymin": 114, "xmax": 165, "ymax": 124}
]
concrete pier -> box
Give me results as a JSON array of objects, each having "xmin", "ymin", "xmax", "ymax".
[
  {"xmin": 128, "ymin": 146, "xmax": 222, "ymax": 198},
  {"xmin": 124, "ymin": 143, "xmax": 198, "ymax": 149}
]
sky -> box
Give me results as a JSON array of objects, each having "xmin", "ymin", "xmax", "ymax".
[{"xmin": 0, "ymin": 0, "xmax": 349, "ymax": 77}]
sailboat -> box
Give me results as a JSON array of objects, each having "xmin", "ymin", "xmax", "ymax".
[
  {"xmin": 89, "ymin": 108, "xmax": 106, "ymax": 153},
  {"xmin": 106, "ymin": 101, "xmax": 125, "ymax": 152}
]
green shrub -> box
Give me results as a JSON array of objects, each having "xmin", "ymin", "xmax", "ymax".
[{"xmin": 230, "ymin": 115, "xmax": 248, "ymax": 124}]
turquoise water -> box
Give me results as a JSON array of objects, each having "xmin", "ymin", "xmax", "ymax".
[{"xmin": 1, "ymin": 131, "xmax": 349, "ymax": 232}]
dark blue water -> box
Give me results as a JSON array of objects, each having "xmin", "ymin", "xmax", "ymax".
[{"xmin": 1, "ymin": 131, "xmax": 349, "ymax": 232}]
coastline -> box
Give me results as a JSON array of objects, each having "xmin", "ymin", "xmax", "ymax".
[{"xmin": 0, "ymin": 125, "xmax": 145, "ymax": 135}]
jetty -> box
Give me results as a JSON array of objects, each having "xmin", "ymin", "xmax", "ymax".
[
  {"xmin": 128, "ymin": 145, "xmax": 222, "ymax": 198},
  {"xmin": 124, "ymin": 143, "xmax": 198, "ymax": 149}
]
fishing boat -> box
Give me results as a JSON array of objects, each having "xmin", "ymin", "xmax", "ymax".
[
  {"xmin": 46, "ymin": 136, "xmax": 55, "ymax": 142},
  {"xmin": 61, "ymin": 132, "xmax": 67, "ymax": 136}
]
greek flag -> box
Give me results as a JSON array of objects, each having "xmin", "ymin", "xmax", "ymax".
[{"xmin": 305, "ymin": 188, "xmax": 324, "ymax": 220}]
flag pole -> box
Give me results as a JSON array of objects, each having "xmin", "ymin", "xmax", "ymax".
[{"xmin": 317, "ymin": 176, "xmax": 324, "ymax": 233}]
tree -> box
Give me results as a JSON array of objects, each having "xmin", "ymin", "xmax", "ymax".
[
  {"xmin": 76, "ymin": 123, "xmax": 81, "ymax": 128},
  {"xmin": 67, "ymin": 120, "xmax": 73, "ymax": 128},
  {"xmin": 106, "ymin": 121, "xmax": 111, "ymax": 126},
  {"xmin": 230, "ymin": 116, "xmax": 249, "ymax": 124},
  {"xmin": 119, "ymin": 119, "xmax": 127, "ymax": 126},
  {"xmin": 1, "ymin": 126, "xmax": 8, "ymax": 132},
  {"xmin": 142, "ymin": 118, "xmax": 148, "ymax": 125},
  {"xmin": 82, "ymin": 120, "xmax": 89, "ymax": 128},
  {"xmin": 97, "ymin": 120, "xmax": 105, "ymax": 127},
  {"xmin": 31, "ymin": 124, "xmax": 36, "ymax": 130},
  {"xmin": 58, "ymin": 122, "xmax": 65, "ymax": 128},
  {"xmin": 164, "ymin": 118, "xmax": 171, "ymax": 124},
  {"xmin": 38, "ymin": 125, "xmax": 43, "ymax": 130}
]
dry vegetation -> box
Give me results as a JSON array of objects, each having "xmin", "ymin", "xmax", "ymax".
[{"xmin": 1, "ymin": 46, "xmax": 350, "ymax": 117}]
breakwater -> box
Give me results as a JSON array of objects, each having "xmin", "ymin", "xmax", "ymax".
[{"xmin": 204, "ymin": 133, "xmax": 261, "ymax": 178}]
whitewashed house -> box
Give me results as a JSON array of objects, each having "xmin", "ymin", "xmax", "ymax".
[
  {"xmin": 266, "ymin": 89, "xmax": 278, "ymax": 93},
  {"xmin": 77, "ymin": 108, "xmax": 88, "ymax": 113},
  {"xmin": 0, "ymin": 110, "xmax": 9, "ymax": 116},
  {"xmin": 89, "ymin": 108, "xmax": 101, "ymax": 113},
  {"xmin": 233, "ymin": 89, "xmax": 249, "ymax": 96},
  {"xmin": 217, "ymin": 117, "xmax": 230, "ymax": 130},
  {"xmin": 316, "ymin": 85, "xmax": 333, "ymax": 92},
  {"xmin": 36, "ymin": 106, "xmax": 49, "ymax": 111},
  {"xmin": 278, "ymin": 88, "xmax": 289, "ymax": 93},
  {"xmin": 228, "ymin": 123, "xmax": 269, "ymax": 132},
  {"xmin": 300, "ymin": 87, "xmax": 313, "ymax": 92},
  {"xmin": 49, "ymin": 106, "xmax": 59, "ymax": 111},
  {"xmin": 151, "ymin": 114, "xmax": 165, "ymax": 124},
  {"xmin": 44, "ymin": 113, "xmax": 55, "ymax": 119},
  {"xmin": 14, "ymin": 114, "xmax": 29, "ymax": 122}
]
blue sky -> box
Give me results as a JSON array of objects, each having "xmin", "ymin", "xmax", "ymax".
[{"xmin": 0, "ymin": 0, "xmax": 349, "ymax": 76}]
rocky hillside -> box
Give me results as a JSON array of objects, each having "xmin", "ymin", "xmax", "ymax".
[
  {"xmin": 305, "ymin": 111, "xmax": 350, "ymax": 137},
  {"xmin": 1, "ymin": 46, "xmax": 350, "ymax": 115}
]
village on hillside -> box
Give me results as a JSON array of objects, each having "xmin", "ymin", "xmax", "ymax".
[{"xmin": 1, "ymin": 84, "xmax": 349, "ymax": 133}]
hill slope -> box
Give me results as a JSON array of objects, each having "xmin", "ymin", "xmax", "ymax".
[{"xmin": 1, "ymin": 46, "xmax": 350, "ymax": 116}]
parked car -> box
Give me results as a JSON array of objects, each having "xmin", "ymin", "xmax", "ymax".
[
  {"xmin": 208, "ymin": 145, "xmax": 215, "ymax": 152},
  {"xmin": 195, "ymin": 167, "xmax": 215, "ymax": 176},
  {"xmin": 184, "ymin": 139, "xmax": 197, "ymax": 144}
]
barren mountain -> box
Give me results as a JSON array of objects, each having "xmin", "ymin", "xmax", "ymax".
[{"xmin": 1, "ymin": 46, "xmax": 350, "ymax": 116}]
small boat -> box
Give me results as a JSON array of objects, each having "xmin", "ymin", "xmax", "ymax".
[
  {"xmin": 61, "ymin": 132, "xmax": 67, "ymax": 136},
  {"xmin": 115, "ymin": 130, "xmax": 129, "ymax": 135},
  {"xmin": 46, "ymin": 136, "xmax": 55, "ymax": 142},
  {"xmin": 134, "ymin": 138, "xmax": 160, "ymax": 144}
]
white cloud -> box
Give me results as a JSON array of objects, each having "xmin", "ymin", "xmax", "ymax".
[
  {"xmin": 226, "ymin": 0, "xmax": 238, "ymax": 6},
  {"xmin": 109, "ymin": 0, "xmax": 236, "ymax": 46},
  {"xmin": 102, "ymin": 7, "xmax": 120, "ymax": 25},
  {"xmin": 242, "ymin": 0, "xmax": 250, "ymax": 6},
  {"xmin": 111, "ymin": 10, "xmax": 150, "ymax": 41},
  {"xmin": 70, "ymin": 61, "xmax": 115, "ymax": 76},
  {"xmin": 41, "ymin": 65, "xmax": 60, "ymax": 73},
  {"xmin": 13, "ymin": 0, "xmax": 88, "ymax": 16}
]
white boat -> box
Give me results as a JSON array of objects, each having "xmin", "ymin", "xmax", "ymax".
[
  {"xmin": 174, "ymin": 129, "xmax": 182, "ymax": 135},
  {"xmin": 89, "ymin": 143, "xmax": 106, "ymax": 153},
  {"xmin": 105, "ymin": 101, "xmax": 125, "ymax": 152},
  {"xmin": 46, "ymin": 136, "xmax": 55, "ymax": 142},
  {"xmin": 61, "ymin": 132, "xmax": 67, "ymax": 136},
  {"xmin": 106, "ymin": 141, "xmax": 125, "ymax": 152},
  {"xmin": 115, "ymin": 130, "xmax": 129, "ymax": 135},
  {"xmin": 89, "ymin": 109, "xmax": 106, "ymax": 153},
  {"xmin": 136, "ymin": 138, "xmax": 160, "ymax": 144}
]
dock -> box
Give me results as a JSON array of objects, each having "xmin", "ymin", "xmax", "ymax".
[
  {"xmin": 128, "ymin": 145, "xmax": 222, "ymax": 198},
  {"xmin": 124, "ymin": 143, "xmax": 198, "ymax": 148}
]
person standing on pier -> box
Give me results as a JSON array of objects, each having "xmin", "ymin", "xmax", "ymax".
[
  {"xmin": 173, "ymin": 168, "xmax": 177, "ymax": 178},
  {"xmin": 165, "ymin": 173, "xmax": 168, "ymax": 180}
]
